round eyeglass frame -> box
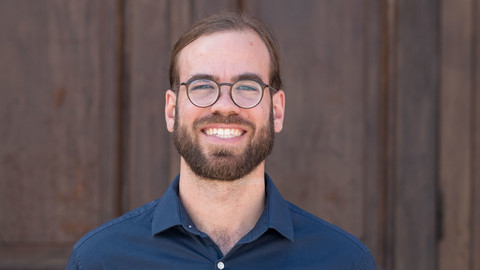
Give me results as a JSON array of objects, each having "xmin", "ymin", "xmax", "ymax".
[{"xmin": 179, "ymin": 78, "xmax": 277, "ymax": 109}]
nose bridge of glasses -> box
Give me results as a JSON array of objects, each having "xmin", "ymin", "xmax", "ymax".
[
  {"xmin": 215, "ymin": 82, "xmax": 235, "ymax": 103},
  {"xmin": 217, "ymin": 82, "xmax": 233, "ymax": 91}
]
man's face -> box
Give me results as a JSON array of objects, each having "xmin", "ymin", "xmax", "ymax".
[{"xmin": 165, "ymin": 30, "xmax": 285, "ymax": 180}]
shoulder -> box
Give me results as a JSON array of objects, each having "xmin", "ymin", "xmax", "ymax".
[
  {"xmin": 286, "ymin": 201, "xmax": 376, "ymax": 269},
  {"xmin": 73, "ymin": 199, "xmax": 159, "ymax": 252},
  {"xmin": 66, "ymin": 200, "xmax": 160, "ymax": 269},
  {"xmin": 287, "ymin": 201, "xmax": 369, "ymax": 252}
]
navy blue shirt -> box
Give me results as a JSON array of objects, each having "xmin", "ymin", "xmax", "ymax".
[{"xmin": 66, "ymin": 174, "xmax": 376, "ymax": 269}]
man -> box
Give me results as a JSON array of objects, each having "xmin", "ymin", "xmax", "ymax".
[{"xmin": 66, "ymin": 12, "xmax": 376, "ymax": 269}]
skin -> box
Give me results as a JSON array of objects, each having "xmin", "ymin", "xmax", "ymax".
[{"xmin": 164, "ymin": 29, "xmax": 285, "ymax": 255}]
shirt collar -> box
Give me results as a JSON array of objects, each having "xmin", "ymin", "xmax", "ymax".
[
  {"xmin": 151, "ymin": 175, "xmax": 183, "ymax": 235},
  {"xmin": 151, "ymin": 174, "xmax": 294, "ymax": 241},
  {"xmin": 264, "ymin": 173, "xmax": 294, "ymax": 241}
]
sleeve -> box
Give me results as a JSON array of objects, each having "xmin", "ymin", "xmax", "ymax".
[
  {"xmin": 65, "ymin": 248, "xmax": 80, "ymax": 270},
  {"xmin": 355, "ymin": 251, "xmax": 376, "ymax": 270}
]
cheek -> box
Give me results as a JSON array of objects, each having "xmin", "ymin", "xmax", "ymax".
[
  {"xmin": 256, "ymin": 99, "xmax": 272, "ymax": 122},
  {"xmin": 175, "ymin": 99, "xmax": 204, "ymax": 129}
]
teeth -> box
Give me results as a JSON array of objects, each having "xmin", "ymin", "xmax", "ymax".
[{"xmin": 204, "ymin": 128, "xmax": 244, "ymax": 138}]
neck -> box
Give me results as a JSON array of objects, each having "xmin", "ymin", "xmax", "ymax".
[{"xmin": 178, "ymin": 159, "xmax": 266, "ymax": 255}]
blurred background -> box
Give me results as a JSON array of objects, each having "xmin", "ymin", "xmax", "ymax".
[{"xmin": 0, "ymin": 0, "xmax": 479, "ymax": 269}]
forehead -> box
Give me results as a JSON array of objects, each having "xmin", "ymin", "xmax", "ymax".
[{"xmin": 177, "ymin": 30, "xmax": 270, "ymax": 82}]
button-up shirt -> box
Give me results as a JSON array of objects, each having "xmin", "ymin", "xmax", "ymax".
[{"xmin": 66, "ymin": 174, "xmax": 376, "ymax": 269}]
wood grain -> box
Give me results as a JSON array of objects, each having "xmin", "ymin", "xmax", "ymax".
[
  {"xmin": 362, "ymin": 0, "xmax": 384, "ymax": 266},
  {"xmin": 1, "ymin": 0, "xmax": 479, "ymax": 269},
  {"xmin": 391, "ymin": 0, "xmax": 438, "ymax": 269},
  {"xmin": 122, "ymin": 0, "xmax": 172, "ymax": 211},
  {"xmin": 0, "ymin": 0, "xmax": 119, "ymax": 268},
  {"xmin": 473, "ymin": 1, "xmax": 480, "ymax": 269},
  {"xmin": 439, "ymin": 0, "xmax": 475, "ymax": 269}
]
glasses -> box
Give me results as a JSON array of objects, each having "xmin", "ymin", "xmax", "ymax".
[{"xmin": 180, "ymin": 78, "xmax": 276, "ymax": 109}]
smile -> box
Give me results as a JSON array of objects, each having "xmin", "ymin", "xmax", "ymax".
[{"xmin": 203, "ymin": 128, "xmax": 244, "ymax": 139}]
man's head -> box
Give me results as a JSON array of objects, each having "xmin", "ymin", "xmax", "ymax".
[{"xmin": 165, "ymin": 12, "xmax": 285, "ymax": 181}]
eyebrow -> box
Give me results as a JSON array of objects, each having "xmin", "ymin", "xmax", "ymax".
[
  {"xmin": 185, "ymin": 73, "xmax": 266, "ymax": 84},
  {"xmin": 231, "ymin": 73, "xmax": 265, "ymax": 83},
  {"xmin": 186, "ymin": 74, "xmax": 217, "ymax": 82}
]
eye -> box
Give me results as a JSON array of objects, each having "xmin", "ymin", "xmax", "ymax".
[
  {"xmin": 234, "ymin": 81, "xmax": 261, "ymax": 92},
  {"xmin": 191, "ymin": 84, "xmax": 214, "ymax": 91},
  {"xmin": 189, "ymin": 80, "xmax": 216, "ymax": 91},
  {"xmin": 235, "ymin": 85, "xmax": 258, "ymax": 91}
]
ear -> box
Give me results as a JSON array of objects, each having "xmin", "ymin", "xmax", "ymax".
[
  {"xmin": 165, "ymin": 89, "xmax": 176, "ymax": 132},
  {"xmin": 272, "ymin": 90, "xmax": 285, "ymax": 133}
]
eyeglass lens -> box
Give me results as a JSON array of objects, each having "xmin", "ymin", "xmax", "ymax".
[{"xmin": 187, "ymin": 79, "xmax": 263, "ymax": 108}]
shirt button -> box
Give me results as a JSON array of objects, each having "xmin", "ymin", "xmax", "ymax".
[{"xmin": 217, "ymin": 261, "xmax": 225, "ymax": 269}]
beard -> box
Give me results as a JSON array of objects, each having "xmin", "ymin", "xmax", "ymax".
[{"xmin": 172, "ymin": 109, "xmax": 274, "ymax": 181}]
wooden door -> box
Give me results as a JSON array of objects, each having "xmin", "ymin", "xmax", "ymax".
[{"xmin": 1, "ymin": 0, "xmax": 479, "ymax": 269}]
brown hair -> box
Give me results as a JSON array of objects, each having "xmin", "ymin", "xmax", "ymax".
[{"xmin": 169, "ymin": 12, "xmax": 282, "ymax": 90}]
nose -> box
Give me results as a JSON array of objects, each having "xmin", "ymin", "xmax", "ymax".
[{"xmin": 210, "ymin": 85, "xmax": 241, "ymax": 115}]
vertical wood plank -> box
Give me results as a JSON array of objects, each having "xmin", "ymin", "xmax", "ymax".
[
  {"xmin": 438, "ymin": 0, "xmax": 474, "ymax": 269},
  {"xmin": 0, "ymin": 0, "xmax": 119, "ymax": 268},
  {"xmin": 390, "ymin": 0, "xmax": 438, "ymax": 269},
  {"xmin": 124, "ymin": 0, "xmax": 173, "ymax": 211},
  {"xmin": 244, "ymin": 0, "xmax": 372, "ymax": 242},
  {"xmin": 363, "ymin": 0, "xmax": 385, "ymax": 267},
  {"xmin": 384, "ymin": 0, "xmax": 397, "ymax": 268},
  {"xmin": 473, "ymin": 1, "xmax": 480, "ymax": 268}
]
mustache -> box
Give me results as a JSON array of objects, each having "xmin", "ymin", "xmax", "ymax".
[{"xmin": 193, "ymin": 114, "xmax": 255, "ymax": 130}]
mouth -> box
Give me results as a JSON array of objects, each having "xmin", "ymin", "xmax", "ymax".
[{"xmin": 203, "ymin": 127, "xmax": 245, "ymax": 139}]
